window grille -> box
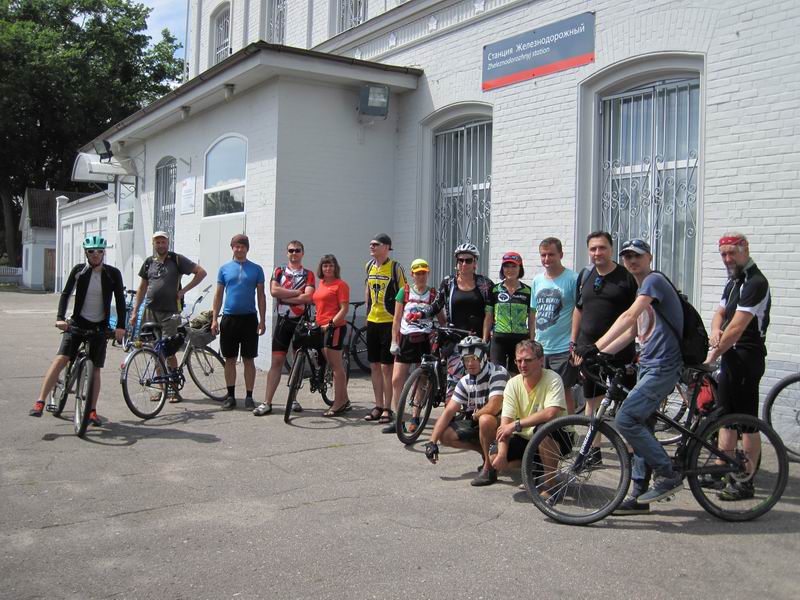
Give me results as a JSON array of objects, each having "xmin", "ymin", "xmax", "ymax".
[
  {"xmin": 268, "ymin": 0, "xmax": 287, "ymax": 44},
  {"xmin": 337, "ymin": 0, "xmax": 366, "ymax": 34},
  {"xmin": 432, "ymin": 120, "xmax": 492, "ymax": 282},
  {"xmin": 600, "ymin": 79, "xmax": 700, "ymax": 299},
  {"xmin": 214, "ymin": 8, "xmax": 231, "ymax": 65},
  {"xmin": 154, "ymin": 158, "xmax": 177, "ymax": 248}
]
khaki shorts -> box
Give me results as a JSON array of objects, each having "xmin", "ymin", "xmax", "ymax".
[{"xmin": 144, "ymin": 308, "xmax": 180, "ymax": 338}]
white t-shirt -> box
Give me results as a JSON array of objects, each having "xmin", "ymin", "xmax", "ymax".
[{"xmin": 80, "ymin": 270, "xmax": 105, "ymax": 323}]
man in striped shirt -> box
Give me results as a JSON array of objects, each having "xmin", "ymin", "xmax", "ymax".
[{"xmin": 425, "ymin": 336, "xmax": 508, "ymax": 486}]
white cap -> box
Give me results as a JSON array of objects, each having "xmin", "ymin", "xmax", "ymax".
[{"xmin": 152, "ymin": 231, "xmax": 170, "ymax": 240}]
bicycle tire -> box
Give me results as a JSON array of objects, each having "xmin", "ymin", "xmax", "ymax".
[
  {"xmin": 395, "ymin": 367, "xmax": 436, "ymax": 445},
  {"xmin": 350, "ymin": 326, "xmax": 370, "ymax": 374},
  {"xmin": 687, "ymin": 413, "xmax": 788, "ymax": 521},
  {"xmin": 285, "ymin": 351, "xmax": 306, "ymax": 423},
  {"xmin": 521, "ymin": 415, "xmax": 631, "ymax": 525},
  {"xmin": 73, "ymin": 358, "xmax": 94, "ymax": 437},
  {"xmin": 762, "ymin": 373, "xmax": 800, "ymax": 460},
  {"xmin": 121, "ymin": 348, "xmax": 168, "ymax": 419},
  {"xmin": 51, "ymin": 361, "xmax": 71, "ymax": 417},
  {"xmin": 186, "ymin": 346, "xmax": 227, "ymax": 401}
]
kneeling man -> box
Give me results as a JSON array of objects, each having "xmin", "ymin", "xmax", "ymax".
[
  {"xmin": 492, "ymin": 340, "xmax": 568, "ymax": 487},
  {"xmin": 425, "ymin": 336, "xmax": 507, "ymax": 486}
]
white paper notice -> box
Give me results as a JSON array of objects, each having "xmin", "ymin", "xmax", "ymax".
[{"xmin": 180, "ymin": 177, "xmax": 196, "ymax": 214}]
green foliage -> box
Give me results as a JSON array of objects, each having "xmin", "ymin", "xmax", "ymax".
[{"xmin": 0, "ymin": 0, "xmax": 183, "ymax": 199}]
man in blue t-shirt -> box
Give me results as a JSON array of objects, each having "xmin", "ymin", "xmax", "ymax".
[
  {"xmin": 578, "ymin": 238, "xmax": 684, "ymax": 514},
  {"xmin": 531, "ymin": 237, "xmax": 579, "ymax": 413},
  {"xmin": 211, "ymin": 234, "xmax": 267, "ymax": 410}
]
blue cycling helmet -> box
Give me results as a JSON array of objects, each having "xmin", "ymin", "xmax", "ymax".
[{"xmin": 83, "ymin": 235, "xmax": 107, "ymax": 250}]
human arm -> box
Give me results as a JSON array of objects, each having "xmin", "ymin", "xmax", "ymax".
[
  {"xmin": 428, "ymin": 398, "xmax": 460, "ymax": 447},
  {"xmin": 528, "ymin": 309, "xmax": 536, "ymax": 340},
  {"xmin": 111, "ymin": 269, "xmax": 126, "ymax": 343},
  {"xmin": 594, "ymin": 294, "xmax": 653, "ymax": 355},
  {"xmin": 473, "ymin": 393, "xmax": 502, "ymax": 421},
  {"xmin": 706, "ymin": 310, "xmax": 754, "ymax": 363},
  {"xmin": 270, "ymin": 280, "xmax": 303, "ymax": 300},
  {"xmin": 56, "ymin": 265, "xmax": 79, "ymax": 327},
  {"xmin": 129, "ymin": 277, "xmax": 148, "ymax": 326},
  {"xmin": 210, "ymin": 283, "xmax": 224, "ymax": 335},
  {"xmin": 708, "ymin": 304, "xmax": 726, "ymax": 349},
  {"xmin": 257, "ymin": 282, "xmax": 267, "ymax": 335},
  {"xmin": 178, "ymin": 264, "xmax": 207, "ymax": 299},
  {"xmin": 391, "ymin": 297, "xmax": 404, "ymax": 345}
]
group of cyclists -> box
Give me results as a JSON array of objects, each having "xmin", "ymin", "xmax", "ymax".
[{"xmin": 28, "ymin": 226, "xmax": 772, "ymax": 511}]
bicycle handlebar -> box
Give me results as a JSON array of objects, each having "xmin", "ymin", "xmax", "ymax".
[{"xmin": 65, "ymin": 324, "xmax": 115, "ymax": 339}]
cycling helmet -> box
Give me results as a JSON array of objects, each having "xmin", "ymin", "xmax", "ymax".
[
  {"xmin": 453, "ymin": 242, "xmax": 479, "ymax": 258},
  {"xmin": 83, "ymin": 235, "xmax": 107, "ymax": 250},
  {"xmin": 457, "ymin": 335, "xmax": 489, "ymax": 366}
]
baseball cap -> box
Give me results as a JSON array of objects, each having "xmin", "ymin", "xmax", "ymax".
[
  {"xmin": 152, "ymin": 231, "xmax": 169, "ymax": 240},
  {"xmin": 410, "ymin": 258, "xmax": 430, "ymax": 273},
  {"xmin": 230, "ymin": 234, "xmax": 250, "ymax": 248},
  {"xmin": 501, "ymin": 251, "xmax": 523, "ymax": 266},
  {"xmin": 619, "ymin": 238, "xmax": 651, "ymax": 256},
  {"xmin": 371, "ymin": 233, "xmax": 393, "ymax": 250}
]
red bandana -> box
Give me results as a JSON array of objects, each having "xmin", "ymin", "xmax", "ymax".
[{"xmin": 718, "ymin": 236, "xmax": 745, "ymax": 247}]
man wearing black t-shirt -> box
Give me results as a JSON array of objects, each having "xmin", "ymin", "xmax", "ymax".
[
  {"xmin": 705, "ymin": 232, "xmax": 771, "ymax": 501},
  {"xmin": 571, "ymin": 231, "xmax": 638, "ymax": 464}
]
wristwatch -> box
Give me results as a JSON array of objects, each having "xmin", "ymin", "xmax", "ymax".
[{"xmin": 514, "ymin": 419, "xmax": 522, "ymax": 433}]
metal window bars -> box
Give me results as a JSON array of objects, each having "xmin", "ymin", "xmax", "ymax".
[
  {"xmin": 214, "ymin": 9, "xmax": 231, "ymax": 65},
  {"xmin": 154, "ymin": 159, "xmax": 177, "ymax": 249}
]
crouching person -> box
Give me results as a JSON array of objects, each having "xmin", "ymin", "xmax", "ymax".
[
  {"xmin": 492, "ymin": 340, "xmax": 568, "ymax": 492},
  {"xmin": 424, "ymin": 336, "xmax": 507, "ymax": 487}
]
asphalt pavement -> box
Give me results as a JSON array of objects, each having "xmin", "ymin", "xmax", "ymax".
[{"xmin": 1, "ymin": 291, "xmax": 798, "ymax": 600}]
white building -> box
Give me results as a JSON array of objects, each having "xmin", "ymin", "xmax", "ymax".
[{"xmin": 72, "ymin": 0, "xmax": 800, "ymax": 380}]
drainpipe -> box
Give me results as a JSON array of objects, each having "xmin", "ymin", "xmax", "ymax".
[{"xmin": 183, "ymin": 0, "xmax": 191, "ymax": 82}]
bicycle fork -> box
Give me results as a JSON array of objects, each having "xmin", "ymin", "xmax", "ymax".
[{"xmin": 571, "ymin": 396, "xmax": 612, "ymax": 473}]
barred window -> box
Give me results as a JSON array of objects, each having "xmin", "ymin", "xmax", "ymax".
[
  {"xmin": 268, "ymin": 0, "xmax": 287, "ymax": 44},
  {"xmin": 336, "ymin": 1, "xmax": 366, "ymax": 34},
  {"xmin": 213, "ymin": 6, "xmax": 231, "ymax": 65}
]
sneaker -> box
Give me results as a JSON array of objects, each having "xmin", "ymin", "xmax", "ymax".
[
  {"xmin": 381, "ymin": 422, "xmax": 397, "ymax": 434},
  {"xmin": 585, "ymin": 447, "xmax": 603, "ymax": 468},
  {"xmin": 614, "ymin": 495, "xmax": 650, "ymax": 515},
  {"xmin": 637, "ymin": 473, "xmax": 683, "ymax": 504},
  {"xmin": 244, "ymin": 396, "xmax": 255, "ymax": 410},
  {"xmin": 698, "ymin": 473, "xmax": 726, "ymax": 490},
  {"xmin": 88, "ymin": 411, "xmax": 102, "ymax": 426},
  {"xmin": 471, "ymin": 469, "xmax": 498, "ymax": 487},
  {"xmin": 292, "ymin": 401, "xmax": 303, "ymax": 413},
  {"xmin": 718, "ymin": 479, "xmax": 755, "ymax": 501},
  {"xmin": 253, "ymin": 403, "xmax": 272, "ymax": 416},
  {"xmin": 221, "ymin": 396, "xmax": 236, "ymax": 411},
  {"xmin": 166, "ymin": 388, "xmax": 182, "ymax": 403},
  {"xmin": 29, "ymin": 401, "xmax": 45, "ymax": 417}
]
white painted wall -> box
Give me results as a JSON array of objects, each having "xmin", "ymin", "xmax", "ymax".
[{"xmin": 56, "ymin": 192, "xmax": 112, "ymax": 292}]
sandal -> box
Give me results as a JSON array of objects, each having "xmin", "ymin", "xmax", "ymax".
[
  {"xmin": 324, "ymin": 401, "xmax": 351, "ymax": 417},
  {"xmin": 379, "ymin": 409, "xmax": 393, "ymax": 424},
  {"xmin": 364, "ymin": 406, "xmax": 382, "ymax": 421}
]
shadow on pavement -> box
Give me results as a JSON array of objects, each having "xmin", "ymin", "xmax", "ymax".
[{"xmin": 42, "ymin": 419, "xmax": 221, "ymax": 446}]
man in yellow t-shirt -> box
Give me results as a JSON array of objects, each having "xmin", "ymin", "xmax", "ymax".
[
  {"xmin": 363, "ymin": 233, "xmax": 407, "ymax": 425},
  {"xmin": 492, "ymin": 340, "xmax": 568, "ymax": 482}
]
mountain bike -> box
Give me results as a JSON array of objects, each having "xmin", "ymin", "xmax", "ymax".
[
  {"xmin": 762, "ymin": 370, "xmax": 800, "ymax": 460},
  {"xmin": 109, "ymin": 289, "xmax": 148, "ymax": 350},
  {"xmin": 119, "ymin": 286, "xmax": 225, "ymax": 418},
  {"xmin": 654, "ymin": 364, "xmax": 719, "ymax": 445},
  {"xmin": 521, "ymin": 354, "xmax": 788, "ymax": 525},
  {"xmin": 394, "ymin": 323, "xmax": 471, "ymax": 445},
  {"xmin": 284, "ymin": 312, "xmax": 332, "ymax": 423}
]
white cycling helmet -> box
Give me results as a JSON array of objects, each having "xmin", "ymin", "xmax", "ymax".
[
  {"xmin": 457, "ymin": 335, "xmax": 489, "ymax": 366},
  {"xmin": 453, "ymin": 242, "xmax": 480, "ymax": 258}
]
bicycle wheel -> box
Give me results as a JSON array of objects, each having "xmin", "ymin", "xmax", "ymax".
[
  {"xmin": 186, "ymin": 346, "xmax": 227, "ymax": 401},
  {"xmin": 73, "ymin": 359, "xmax": 94, "ymax": 437},
  {"xmin": 521, "ymin": 415, "xmax": 631, "ymax": 525},
  {"xmin": 285, "ymin": 351, "xmax": 306, "ymax": 423},
  {"xmin": 395, "ymin": 368, "xmax": 436, "ymax": 445},
  {"xmin": 50, "ymin": 362, "xmax": 71, "ymax": 417},
  {"xmin": 687, "ymin": 413, "xmax": 788, "ymax": 521},
  {"xmin": 350, "ymin": 326, "xmax": 370, "ymax": 374},
  {"xmin": 655, "ymin": 382, "xmax": 692, "ymax": 445},
  {"xmin": 121, "ymin": 348, "xmax": 167, "ymax": 419},
  {"xmin": 762, "ymin": 373, "xmax": 800, "ymax": 460}
]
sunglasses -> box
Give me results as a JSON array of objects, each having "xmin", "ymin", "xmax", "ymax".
[
  {"xmin": 287, "ymin": 248, "xmax": 303, "ymax": 254},
  {"xmin": 461, "ymin": 354, "xmax": 480, "ymax": 362},
  {"xmin": 593, "ymin": 275, "xmax": 605, "ymax": 293},
  {"xmin": 515, "ymin": 357, "xmax": 536, "ymax": 365},
  {"xmin": 369, "ymin": 242, "xmax": 384, "ymax": 248},
  {"xmin": 456, "ymin": 257, "xmax": 475, "ymax": 264},
  {"xmin": 502, "ymin": 254, "xmax": 522, "ymax": 263},
  {"xmin": 86, "ymin": 249, "xmax": 104, "ymax": 255}
]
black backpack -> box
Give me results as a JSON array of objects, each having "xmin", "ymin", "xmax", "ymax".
[{"xmin": 650, "ymin": 271, "xmax": 709, "ymax": 365}]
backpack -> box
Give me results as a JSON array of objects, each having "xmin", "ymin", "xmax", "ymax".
[
  {"xmin": 575, "ymin": 265, "xmax": 595, "ymax": 305},
  {"xmin": 402, "ymin": 283, "xmax": 436, "ymax": 306},
  {"xmin": 650, "ymin": 270, "xmax": 709, "ymax": 365}
]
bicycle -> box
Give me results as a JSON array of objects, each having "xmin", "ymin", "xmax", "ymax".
[
  {"xmin": 394, "ymin": 323, "xmax": 472, "ymax": 445},
  {"xmin": 521, "ymin": 354, "xmax": 788, "ymax": 525},
  {"xmin": 109, "ymin": 289, "xmax": 148, "ymax": 351},
  {"xmin": 345, "ymin": 301, "xmax": 369, "ymax": 375},
  {"xmin": 284, "ymin": 311, "xmax": 332, "ymax": 423},
  {"xmin": 654, "ymin": 364, "xmax": 720, "ymax": 445},
  {"xmin": 762, "ymin": 370, "xmax": 800, "ymax": 460},
  {"xmin": 45, "ymin": 324, "xmax": 112, "ymax": 437},
  {"xmin": 119, "ymin": 286, "xmax": 226, "ymax": 419}
]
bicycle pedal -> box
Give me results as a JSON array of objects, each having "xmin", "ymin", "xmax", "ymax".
[{"xmin": 45, "ymin": 404, "xmax": 57, "ymax": 413}]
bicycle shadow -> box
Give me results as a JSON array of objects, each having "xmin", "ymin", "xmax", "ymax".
[{"xmin": 42, "ymin": 419, "xmax": 221, "ymax": 447}]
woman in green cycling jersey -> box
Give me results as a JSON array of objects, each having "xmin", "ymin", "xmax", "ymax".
[{"xmin": 487, "ymin": 252, "xmax": 533, "ymax": 374}]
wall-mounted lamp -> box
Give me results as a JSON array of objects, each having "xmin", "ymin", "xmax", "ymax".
[
  {"xmin": 224, "ymin": 84, "xmax": 235, "ymax": 101},
  {"xmin": 357, "ymin": 84, "xmax": 390, "ymax": 122},
  {"xmin": 92, "ymin": 139, "xmax": 113, "ymax": 161},
  {"xmin": 180, "ymin": 106, "xmax": 191, "ymax": 120}
]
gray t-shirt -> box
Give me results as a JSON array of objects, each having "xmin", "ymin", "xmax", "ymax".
[
  {"xmin": 80, "ymin": 270, "xmax": 105, "ymax": 323},
  {"xmin": 637, "ymin": 272, "xmax": 683, "ymax": 367},
  {"xmin": 139, "ymin": 253, "xmax": 196, "ymax": 313}
]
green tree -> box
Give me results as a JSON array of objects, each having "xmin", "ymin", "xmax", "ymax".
[{"xmin": 0, "ymin": 0, "xmax": 183, "ymax": 266}]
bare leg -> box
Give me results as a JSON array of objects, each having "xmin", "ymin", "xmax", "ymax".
[
  {"xmin": 478, "ymin": 414, "xmax": 499, "ymax": 471},
  {"xmin": 719, "ymin": 429, "xmax": 762, "ymax": 476},
  {"xmin": 242, "ymin": 358, "xmax": 256, "ymax": 392},
  {"xmin": 391, "ymin": 362, "xmax": 411, "ymax": 412},
  {"xmin": 224, "ymin": 358, "xmax": 237, "ymax": 387},
  {"xmin": 381, "ymin": 363, "xmax": 393, "ymax": 411},
  {"xmin": 564, "ymin": 386, "xmax": 575, "ymax": 415},
  {"xmin": 538, "ymin": 435, "xmax": 562, "ymax": 496},
  {"xmin": 323, "ymin": 348, "xmax": 350, "ymax": 409},
  {"xmin": 439, "ymin": 426, "xmax": 482, "ymax": 454},
  {"xmin": 586, "ymin": 395, "xmax": 603, "ymax": 447},
  {"xmin": 263, "ymin": 352, "xmax": 285, "ymax": 406},
  {"xmin": 37, "ymin": 355, "xmax": 71, "ymax": 401},
  {"xmin": 370, "ymin": 362, "xmax": 384, "ymax": 408},
  {"xmin": 89, "ymin": 368, "xmax": 102, "ymax": 411}
]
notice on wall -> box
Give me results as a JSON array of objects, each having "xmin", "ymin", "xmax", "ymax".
[
  {"xmin": 180, "ymin": 177, "xmax": 196, "ymax": 214},
  {"xmin": 482, "ymin": 12, "xmax": 595, "ymax": 92}
]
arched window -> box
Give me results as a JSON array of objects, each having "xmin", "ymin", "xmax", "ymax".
[
  {"xmin": 212, "ymin": 5, "xmax": 231, "ymax": 65},
  {"xmin": 204, "ymin": 136, "xmax": 247, "ymax": 217},
  {"xmin": 154, "ymin": 157, "xmax": 177, "ymax": 247}
]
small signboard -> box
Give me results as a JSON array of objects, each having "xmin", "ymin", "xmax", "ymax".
[
  {"xmin": 482, "ymin": 12, "xmax": 595, "ymax": 91},
  {"xmin": 180, "ymin": 177, "xmax": 196, "ymax": 215}
]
